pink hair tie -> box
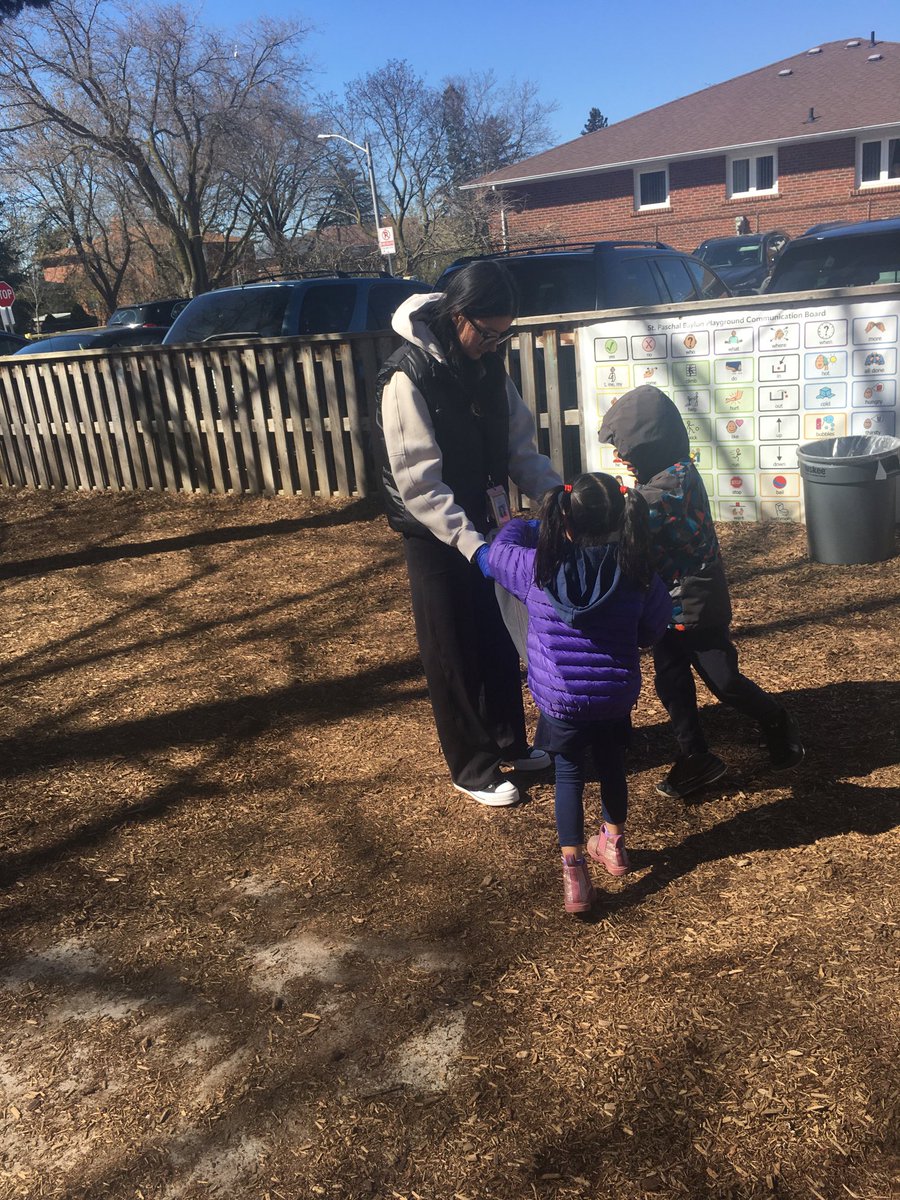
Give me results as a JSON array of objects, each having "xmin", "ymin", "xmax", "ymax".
[
  {"xmin": 563, "ymin": 483, "xmax": 573, "ymax": 493},
  {"xmin": 619, "ymin": 485, "xmax": 629, "ymax": 495}
]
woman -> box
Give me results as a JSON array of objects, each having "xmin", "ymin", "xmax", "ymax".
[{"xmin": 375, "ymin": 260, "xmax": 562, "ymax": 806}]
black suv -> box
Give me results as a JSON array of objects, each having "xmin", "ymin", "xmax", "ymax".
[
  {"xmin": 763, "ymin": 217, "xmax": 900, "ymax": 293},
  {"xmin": 436, "ymin": 241, "xmax": 730, "ymax": 315},
  {"xmin": 163, "ymin": 275, "xmax": 432, "ymax": 345},
  {"xmin": 108, "ymin": 297, "xmax": 189, "ymax": 328}
]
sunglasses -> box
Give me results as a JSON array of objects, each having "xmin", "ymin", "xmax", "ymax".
[{"xmin": 464, "ymin": 314, "xmax": 514, "ymax": 346}]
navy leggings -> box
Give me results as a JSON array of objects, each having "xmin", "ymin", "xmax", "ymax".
[{"xmin": 543, "ymin": 718, "xmax": 630, "ymax": 847}]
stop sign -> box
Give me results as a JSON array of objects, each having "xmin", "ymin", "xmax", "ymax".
[{"xmin": 0, "ymin": 281, "xmax": 15, "ymax": 307}]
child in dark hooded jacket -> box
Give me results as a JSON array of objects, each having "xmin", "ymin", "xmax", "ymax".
[
  {"xmin": 488, "ymin": 472, "xmax": 671, "ymax": 914},
  {"xmin": 598, "ymin": 385, "xmax": 804, "ymax": 799}
]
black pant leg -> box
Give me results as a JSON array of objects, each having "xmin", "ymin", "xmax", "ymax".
[
  {"xmin": 653, "ymin": 628, "xmax": 708, "ymax": 756},
  {"xmin": 689, "ymin": 627, "xmax": 783, "ymax": 727},
  {"xmin": 403, "ymin": 535, "xmax": 526, "ymax": 789}
]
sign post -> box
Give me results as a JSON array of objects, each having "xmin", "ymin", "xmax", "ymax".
[
  {"xmin": 378, "ymin": 226, "xmax": 396, "ymax": 269},
  {"xmin": 0, "ymin": 281, "xmax": 16, "ymax": 333}
]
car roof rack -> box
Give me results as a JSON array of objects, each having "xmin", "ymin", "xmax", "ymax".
[
  {"xmin": 448, "ymin": 240, "xmax": 674, "ymax": 265},
  {"xmin": 237, "ymin": 270, "xmax": 396, "ymax": 286}
]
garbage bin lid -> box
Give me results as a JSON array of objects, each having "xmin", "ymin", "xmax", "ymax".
[{"xmin": 797, "ymin": 434, "xmax": 900, "ymax": 462}]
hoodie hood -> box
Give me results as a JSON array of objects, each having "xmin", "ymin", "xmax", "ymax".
[
  {"xmin": 598, "ymin": 385, "xmax": 690, "ymax": 483},
  {"xmin": 391, "ymin": 292, "xmax": 446, "ymax": 363},
  {"xmin": 543, "ymin": 543, "xmax": 622, "ymax": 629}
]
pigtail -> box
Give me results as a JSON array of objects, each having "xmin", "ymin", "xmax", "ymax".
[
  {"xmin": 617, "ymin": 488, "xmax": 654, "ymax": 588},
  {"xmin": 534, "ymin": 485, "xmax": 571, "ymax": 584}
]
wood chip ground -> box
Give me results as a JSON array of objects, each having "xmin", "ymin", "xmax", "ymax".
[{"xmin": 0, "ymin": 490, "xmax": 898, "ymax": 1200}]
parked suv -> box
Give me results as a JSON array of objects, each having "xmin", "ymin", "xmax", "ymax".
[
  {"xmin": 108, "ymin": 297, "xmax": 189, "ymax": 328},
  {"xmin": 693, "ymin": 230, "xmax": 789, "ymax": 294},
  {"xmin": 764, "ymin": 217, "xmax": 900, "ymax": 293},
  {"xmin": 163, "ymin": 275, "xmax": 432, "ymax": 345},
  {"xmin": 436, "ymin": 241, "xmax": 730, "ymax": 316}
]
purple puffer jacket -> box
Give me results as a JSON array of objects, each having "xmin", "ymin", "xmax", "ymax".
[{"xmin": 488, "ymin": 519, "xmax": 672, "ymax": 722}]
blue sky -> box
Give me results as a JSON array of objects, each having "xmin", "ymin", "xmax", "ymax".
[{"xmin": 206, "ymin": 1, "xmax": 897, "ymax": 146}]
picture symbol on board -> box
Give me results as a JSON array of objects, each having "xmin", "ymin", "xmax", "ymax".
[
  {"xmin": 772, "ymin": 357, "xmax": 787, "ymax": 375},
  {"xmin": 817, "ymin": 322, "xmax": 835, "ymax": 341},
  {"xmin": 642, "ymin": 336, "xmax": 656, "ymax": 353},
  {"xmin": 683, "ymin": 334, "xmax": 697, "ymax": 350}
]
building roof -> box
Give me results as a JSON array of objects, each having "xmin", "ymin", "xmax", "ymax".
[{"xmin": 464, "ymin": 38, "xmax": 900, "ymax": 189}]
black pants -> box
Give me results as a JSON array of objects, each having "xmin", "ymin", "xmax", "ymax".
[
  {"xmin": 403, "ymin": 534, "xmax": 528, "ymax": 789},
  {"xmin": 653, "ymin": 625, "xmax": 783, "ymax": 757}
]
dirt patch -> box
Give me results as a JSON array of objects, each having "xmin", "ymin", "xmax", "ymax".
[{"xmin": 0, "ymin": 488, "xmax": 898, "ymax": 1199}]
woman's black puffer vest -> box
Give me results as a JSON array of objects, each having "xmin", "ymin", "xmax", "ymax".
[{"xmin": 374, "ymin": 342, "xmax": 510, "ymax": 539}]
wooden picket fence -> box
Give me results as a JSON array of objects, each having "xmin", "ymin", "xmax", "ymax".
[{"xmin": 0, "ymin": 325, "xmax": 584, "ymax": 499}]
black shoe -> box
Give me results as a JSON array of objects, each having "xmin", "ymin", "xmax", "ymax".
[
  {"xmin": 761, "ymin": 710, "xmax": 805, "ymax": 771},
  {"xmin": 656, "ymin": 752, "xmax": 727, "ymax": 799}
]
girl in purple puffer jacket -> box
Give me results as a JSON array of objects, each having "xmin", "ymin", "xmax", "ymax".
[{"xmin": 488, "ymin": 473, "xmax": 672, "ymax": 914}]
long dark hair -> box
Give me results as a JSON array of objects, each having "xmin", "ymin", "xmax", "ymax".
[
  {"xmin": 425, "ymin": 260, "xmax": 519, "ymax": 376},
  {"xmin": 534, "ymin": 472, "xmax": 654, "ymax": 588}
]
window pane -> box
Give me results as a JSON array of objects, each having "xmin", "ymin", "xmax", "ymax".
[
  {"xmin": 640, "ymin": 170, "xmax": 667, "ymax": 206},
  {"xmin": 603, "ymin": 257, "xmax": 662, "ymax": 308},
  {"xmin": 861, "ymin": 141, "xmax": 881, "ymax": 182},
  {"xmin": 684, "ymin": 259, "xmax": 729, "ymax": 300},
  {"xmin": 732, "ymin": 159, "xmax": 750, "ymax": 193},
  {"xmin": 297, "ymin": 284, "xmax": 356, "ymax": 334},
  {"xmin": 889, "ymin": 139, "xmax": 900, "ymax": 180},
  {"xmin": 506, "ymin": 260, "xmax": 595, "ymax": 315},
  {"xmin": 756, "ymin": 155, "xmax": 774, "ymax": 190},
  {"xmin": 654, "ymin": 257, "xmax": 696, "ymax": 303}
]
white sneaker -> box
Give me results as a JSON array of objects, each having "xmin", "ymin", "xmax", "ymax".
[
  {"xmin": 505, "ymin": 748, "xmax": 551, "ymax": 772},
  {"xmin": 453, "ymin": 780, "xmax": 519, "ymax": 807}
]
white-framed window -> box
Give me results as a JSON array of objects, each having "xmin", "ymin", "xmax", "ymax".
[
  {"xmin": 635, "ymin": 166, "xmax": 669, "ymax": 211},
  {"xmin": 857, "ymin": 131, "xmax": 900, "ymax": 187},
  {"xmin": 727, "ymin": 149, "xmax": 778, "ymax": 198}
]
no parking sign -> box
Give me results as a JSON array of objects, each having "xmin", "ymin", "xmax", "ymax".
[{"xmin": 377, "ymin": 226, "xmax": 395, "ymax": 256}]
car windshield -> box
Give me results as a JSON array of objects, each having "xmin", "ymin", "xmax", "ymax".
[
  {"xmin": 699, "ymin": 239, "xmax": 763, "ymax": 268},
  {"xmin": 771, "ymin": 233, "xmax": 900, "ymax": 291}
]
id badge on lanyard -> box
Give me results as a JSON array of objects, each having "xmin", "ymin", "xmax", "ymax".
[{"xmin": 486, "ymin": 481, "xmax": 511, "ymax": 528}]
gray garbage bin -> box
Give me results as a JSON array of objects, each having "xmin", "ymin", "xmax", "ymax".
[{"xmin": 797, "ymin": 434, "xmax": 900, "ymax": 564}]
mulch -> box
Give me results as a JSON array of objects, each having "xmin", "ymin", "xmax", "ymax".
[{"xmin": 0, "ymin": 488, "xmax": 898, "ymax": 1200}]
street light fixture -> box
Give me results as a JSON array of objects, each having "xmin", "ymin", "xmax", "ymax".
[{"xmin": 317, "ymin": 132, "xmax": 393, "ymax": 275}]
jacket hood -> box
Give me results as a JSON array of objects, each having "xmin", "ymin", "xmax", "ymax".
[
  {"xmin": 391, "ymin": 292, "xmax": 446, "ymax": 363},
  {"xmin": 598, "ymin": 385, "xmax": 690, "ymax": 483},
  {"xmin": 543, "ymin": 543, "xmax": 622, "ymax": 629}
]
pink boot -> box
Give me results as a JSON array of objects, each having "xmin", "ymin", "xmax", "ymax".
[
  {"xmin": 561, "ymin": 853, "xmax": 595, "ymax": 913},
  {"xmin": 587, "ymin": 825, "xmax": 631, "ymax": 877}
]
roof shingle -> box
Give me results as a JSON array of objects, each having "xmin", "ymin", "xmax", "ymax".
[{"xmin": 465, "ymin": 38, "xmax": 900, "ymax": 188}]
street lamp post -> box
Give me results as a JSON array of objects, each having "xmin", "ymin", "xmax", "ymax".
[{"xmin": 317, "ymin": 132, "xmax": 393, "ymax": 275}]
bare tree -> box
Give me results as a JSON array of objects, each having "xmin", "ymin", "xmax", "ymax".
[
  {"xmin": 323, "ymin": 61, "xmax": 556, "ymax": 275},
  {"xmin": 2, "ymin": 126, "xmax": 137, "ymax": 317},
  {"xmin": 0, "ymin": 1, "xmax": 315, "ymax": 295}
]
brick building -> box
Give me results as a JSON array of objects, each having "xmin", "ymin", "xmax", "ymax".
[{"xmin": 464, "ymin": 37, "xmax": 900, "ymax": 252}]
